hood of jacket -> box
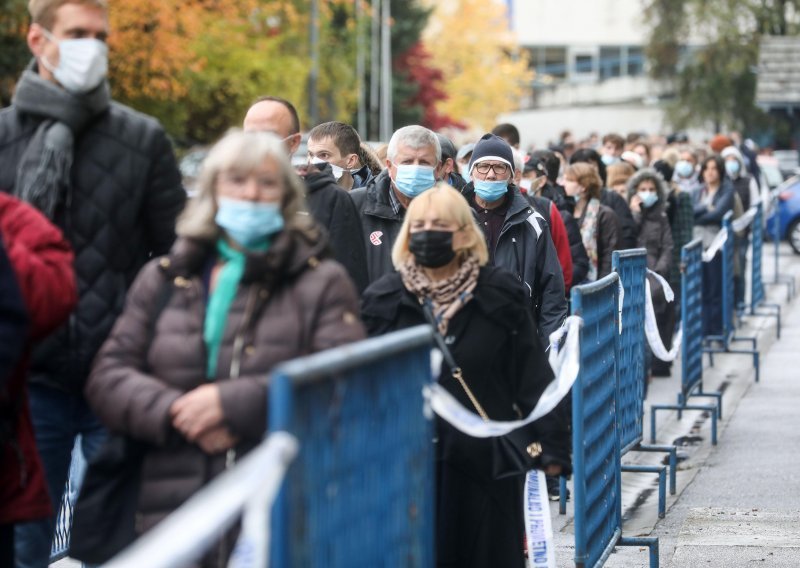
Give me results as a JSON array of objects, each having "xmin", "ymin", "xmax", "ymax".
[{"xmin": 626, "ymin": 167, "xmax": 668, "ymax": 204}]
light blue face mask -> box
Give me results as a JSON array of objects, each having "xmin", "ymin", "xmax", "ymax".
[
  {"xmin": 215, "ymin": 197, "xmax": 284, "ymax": 248},
  {"xmin": 675, "ymin": 160, "xmax": 694, "ymax": 178},
  {"xmin": 725, "ymin": 160, "xmax": 741, "ymax": 178},
  {"xmin": 601, "ymin": 154, "xmax": 619, "ymax": 166},
  {"xmin": 637, "ymin": 191, "xmax": 659, "ymax": 208},
  {"xmin": 392, "ymin": 164, "xmax": 436, "ymax": 197},
  {"xmin": 473, "ymin": 179, "xmax": 508, "ymax": 202}
]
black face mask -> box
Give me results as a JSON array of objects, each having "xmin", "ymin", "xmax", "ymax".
[{"xmin": 408, "ymin": 230, "xmax": 456, "ymax": 268}]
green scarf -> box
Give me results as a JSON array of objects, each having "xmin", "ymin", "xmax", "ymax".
[{"xmin": 204, "ymin": 238, "xmax": 269, "ymax": 378}]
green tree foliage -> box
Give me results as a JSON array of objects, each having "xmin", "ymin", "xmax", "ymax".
[
  {"xmin": 0, "ymin": 0, "xmax": 31, "ymax": 106},
  {"xmin": 645, "ymin": 0, "xmax": 800, "ymax": 133}
]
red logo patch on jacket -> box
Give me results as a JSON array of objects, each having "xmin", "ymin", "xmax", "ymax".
[{"xmin": 369, "ymin": 231, "xmax": 383, "ymax": 246}]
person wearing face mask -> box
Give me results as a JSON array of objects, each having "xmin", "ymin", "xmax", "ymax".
[
  {"xmin": 307, "ymin": 121, "xmax": 374, "ymax": 190},
  {"xmin": 462, "ymin": 134, "xmax": 567, "ymax": 348},
  {"xmin": 244, "ymin": 100, "xmax": 369, "ymax": 293},
  {"xmin": 600, "ymin": 132, "xmax": 625, "ymax": 166},
  {"xmin": 350, "ymin": 125, "xmax": 444, "ymax": 283},
  {"xmin": 83, "ymin": 130, "xmax": 365, "ymax": 566},
  {"xmin": 720, "ymin": 145, "xmax": 759, "ymax": 309},
  {"xmin": 436, "ymin": 133, "xmax": 467, "ymax": 191},
  {"xmin": 361, "ymin": 184, "xmax": 570, "ymax": 568},
  {"xmin": 627, "ymin": 168, "xmax": 675, "ymax": 377},
  {"xmin": 563, "ymin": 163, "xmax": 619, "ymax": 283},
  {"xmin": 0, "ymin": 2, "xmax": 186, "ymax": 564}
]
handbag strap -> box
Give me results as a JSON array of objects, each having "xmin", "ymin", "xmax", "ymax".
[{"xmin": 420, "ymin": 298, "xmax": 490, "ymax": 422}]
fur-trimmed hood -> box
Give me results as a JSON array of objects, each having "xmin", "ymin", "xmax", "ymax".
[{"xmin": 626, "ymin": 167, "xmax": 668, "ymax": 203}]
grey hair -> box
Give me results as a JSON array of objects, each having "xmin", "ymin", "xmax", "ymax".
[
  {"xmin": 386, "ymin": 125, "xmax": 441, "ymax": 163},
  {"xmin": 176, "ymin": 129, "xmax": 309, "ymax": 241}
]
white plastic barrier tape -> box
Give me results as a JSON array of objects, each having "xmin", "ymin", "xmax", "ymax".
[
  {"xmin": 644, "ymin": 270, "xmax": 681, "ymax": 362},
  {"xmin": 731, "ymin": 207, "xmax": 758, "ymax": 233},
  {"xmin": 702, "ymin": 227, "xmax": 728, "ymax": 263},
  {"xmin": 617, "ymin": 278, "xmax": 625, "ymax": 334},
  {"xmin": 524, "ymin": 470, "xmax": 557, "ymax": 568},
  {"xmin": 423, "ymin": 316, "xmax": 582, "ymax": 438}
]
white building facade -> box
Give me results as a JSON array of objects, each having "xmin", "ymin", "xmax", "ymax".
[{"xmin": 500, "ymin": 0, "xmax": 706, "ymax": 149}]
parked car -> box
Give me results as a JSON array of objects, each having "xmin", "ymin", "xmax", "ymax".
[{"xmin": 765, "ymin": 175, "xmax": 800, "ymax": 254}]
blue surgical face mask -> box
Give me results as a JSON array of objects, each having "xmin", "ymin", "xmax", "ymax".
[
  {"xmin": 675, "ymin": 160, "xmax": 694, "ymax": 178},
  {"xmin": 215, "ymin": 197, "xmax": 284, "ymax": 248},
  {"xmin": 473, "ymin": 179, "xmax": 508, "ymax": 202},
  {"xmin": 392, "ymin": 164, "xmax": 436, "ymax": 198},
  {"xmin": 601, "ymin": 154, "xmax": 619, "ymax": 166},
  {"xmin": 725, "ymin": 160, "xmax": 741, "ymax": 177},
  {"xmin": 637, "ymin": 191, "xmax": 659, "ymax": 208}
]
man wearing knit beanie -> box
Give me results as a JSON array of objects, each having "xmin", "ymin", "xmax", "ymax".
[{"xmin": 462, "ymin": 133, "xmax": 567, "ymax": 348}]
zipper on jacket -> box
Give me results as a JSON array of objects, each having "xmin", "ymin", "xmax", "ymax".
[
  {"xmin": 225, "ymin": 285, "xmax": 260, "ymax": 471},
  {"xmin": 511, "ymin": 237, "xmax": 523, "ymax": 282}
]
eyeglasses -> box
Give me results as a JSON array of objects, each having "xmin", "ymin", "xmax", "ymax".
[{"xmin": 474, "ymin": 162, "xmax": 510, "ymax": 176}]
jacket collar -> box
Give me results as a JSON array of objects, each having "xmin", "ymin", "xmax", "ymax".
[
  {"xmin": 362, "ymin": 170, "xmax": 405, "ymax": 221},
  {"xmin": 462, "ymin": 182, "xmax": 535, "ymax": 229},
  {"xmin": 165, "ymin": 225, "xmax": 330, "ymax": 288}
]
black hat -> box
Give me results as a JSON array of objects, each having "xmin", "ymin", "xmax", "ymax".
[{"xmin": 468, "ymin": 133, "xmax": 514, "ymax": 174}]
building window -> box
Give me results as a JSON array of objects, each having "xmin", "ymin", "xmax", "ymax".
[
  {"xmin": 627, "ymin": 46, "xmax": 644, "ymax": 76},
  {"xmin": 574, "ymin": 54, "xmax": 594, "ymax": 74},
  {"xmin": 599, "ymin": 47, "xmax": 623, "ymax": 80},
  {"xmin": 526, "ymin": 46, "xmax": 567, "ymax": 82}
]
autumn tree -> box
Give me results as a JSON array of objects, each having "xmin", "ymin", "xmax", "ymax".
[
  {"xmin": 421, "ymin": 0, "xmax": 532, "ymax": 131},
  {"xmin": 0, "ymin": 0, "xmax": 32, "ymax": 106},
  {"xmin": 644, "ymin": 0, "xmax": 800, "ymax": 133}
]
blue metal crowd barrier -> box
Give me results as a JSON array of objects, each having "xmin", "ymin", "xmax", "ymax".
[
  {"xmin": 612, "ymin": 250, "xmax": 676, "ymax": 505},
  {"xmin": 651, "ymin": 240, "xmax": 719, "ymax": 445},
  {"xmin": 569, "ymin": 273, "xmax": 658, "ymax": 568},
  {"xmin": 704, "ymin": 213, "xmax": 760, "ymax": 381},
  {"xmin": 745, "ymin": 203, "xmax": 782, "ymax": 336},
  {"xmin": 268, "ymin": 325, "xmax": 435, "ymax": 568}
]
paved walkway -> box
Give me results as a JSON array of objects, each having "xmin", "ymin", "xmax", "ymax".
[{"xmin": 655, "ymin": 286, "xmax": 800, "ymax": 566}]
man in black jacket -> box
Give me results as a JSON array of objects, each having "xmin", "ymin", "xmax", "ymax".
[
  {"xmin": 351, "ymin": 125, "xmax": 443, "ymax": 283},
  {"xmin": 244, "ymin": 98, "xmax": 369, "ymax": 293},
  {"xmin": 463, "ymin": 134, "xmax": 567, "ymax": 347},
  {"xmin": 0, "ymin": 1, "xmax": 186, "ymax": 564}
]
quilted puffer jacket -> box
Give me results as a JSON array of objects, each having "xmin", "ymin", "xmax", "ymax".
[
  {"xmin": 85, "ymin": 227, "xmax": 365, "ymax": 546},
  {"xmin": 0, "ymin": 101, "xmax": 186, "ymax": 393}
]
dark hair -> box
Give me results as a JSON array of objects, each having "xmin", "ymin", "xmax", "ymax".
[
  {"xmin": 491, "ymin": 123, "xmax": 520, "ymax": 147},
  {"xmin": 308, "ymin": 121, "xmax": 362, "ymax": 156},
  {"xmin": 530, "ymin": 150, "xmax": 559, "ymax": 182},
  {"xmin": 699, "ymin": 155, "xmax": 726, "ymax": 184},
  {"xmin": 570, "ymin": 148, "xmax": 607, "ymax": 186},
  {"xmin": 252, "ymin": 96, "xmax": 300, "ymax": 134},
  {"xmin": 602, "ymin": 133, "xmax": 625, "ymax": 150}
]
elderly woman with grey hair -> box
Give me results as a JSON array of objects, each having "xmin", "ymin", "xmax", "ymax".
[
  {"xmin": 627, "ymin": 167, "xmax": 675, "ymax": 377},
  {"xmin": 84, "ymin": 129, "xmax": 364, "ymax": 565}
]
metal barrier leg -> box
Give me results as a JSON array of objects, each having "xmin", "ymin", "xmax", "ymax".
[
  {"xmin": 637, "ymin": 444, "xmax": 678, "ymax": 495},
  {"xmin": 558, "ymin": 475, "xmax": 567, "ymax": 515},
  {"xmin": 619, "ymin": 536, "xmax": 660, "ymax": 568},
  {"xmin": 690, "ymin": 391, "xmax": 723, "ymax": 419},
  {"xmin": 622, "ymin": 465, "xmax": 666, "ymax": 518}
]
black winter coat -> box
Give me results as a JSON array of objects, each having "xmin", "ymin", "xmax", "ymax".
[
  {"xmin": 601, "ymin": 188, "xmax": 637, "ymax": 249},
  {"xmin": 305, "ymin": 165, "xmax": 369, "ymax": 293},
  {"xmin": 349, "ymin": 170, "xmax": 405, "ymax": 284},
  {"xmin": 0, "ymin": 101, "xmax": 185, "ymax": 392},
  {"xmin": 362, "ymin": 265, "xmax": 570, "ymax": 568},
  {"xmin": 0, "ymin": 236, "xmax": 27, "ymax": 387},
  {"xmin": 463, "ymin": 183, "xmax": 567, "ymax": 347},
  {"xmin": 530, "ymin": 187, "xmax": 589, "ymax": 288}
]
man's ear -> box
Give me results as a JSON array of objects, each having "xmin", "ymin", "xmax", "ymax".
[
  {"xmin": 346, "ymin": 153, "xmax": 360, "ymax": 170},
  {"xmin": 27, "ymin": 24, "xmax": 46, "ymax": 58},
  {"xmin": 287, "ymin": 133, "xmax": 302, "ymax": 155}
]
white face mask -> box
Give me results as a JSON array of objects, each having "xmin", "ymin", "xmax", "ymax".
[
  {"xmin": 40, "ymin": 28, "xmax": 108, "ymax": 94},
  {"xmin": 309, "ymin": 157, "xmax": 344, "ymax": 180}
]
